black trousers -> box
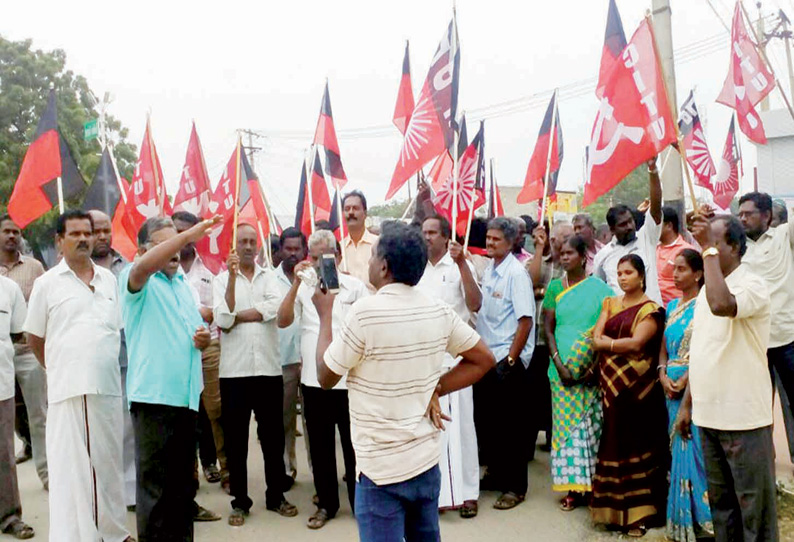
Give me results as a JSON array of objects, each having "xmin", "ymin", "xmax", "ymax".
[
  {"xmin": 197, "ymin": 400, "xmax": 216, "ymax": 469},
  {"xmin": 220, "ymin": 375, "xmax": 286, "ymax": 511},
  {"xmin": 473, "ymin": 364, "xmax": 529, "ymax": 496},
  {"xmin": 302, "ymin": 385, "xmax": 356, "ymax": 516},
  {"xmin": 701, "ymin": 426, "xmax": 778, "ymax": 542},
  {"xmin": 131, "ymin": 402, "xmax": 197, "ymax": 542},
  {"xmin": 526, "ymin": 344, "xmax": 552, "ymax": 458}
]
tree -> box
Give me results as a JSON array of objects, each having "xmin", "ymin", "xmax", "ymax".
[
  {"xmin": 368, "ymin": 198, "xmax": 411, "ymax": 219},
  {"xmin": 577, "ymin": 165, "xmax": 651, "ymax": 226},
  {"xmin": 0, "ymin": 35, "xmax": 137, "ymax": 256}
]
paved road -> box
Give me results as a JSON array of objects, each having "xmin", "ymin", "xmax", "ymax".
[
  {"xmin": 16, "ymin": 396, "xmax": 794, "ymax": 541},
  {"xmin": 15, "ymin": 426, "xmax": 670, "ymax": 541}
]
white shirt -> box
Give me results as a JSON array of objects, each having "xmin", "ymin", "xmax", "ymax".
[
  {"xmin": 0, "ymin": 276, "xmax": 26, "ymax": 401},
  {"xmin": 742, "ymin": 221, "xmax": 794, "ymax": 347},
  {"xmin": 689, "ymin": 264, "xmax": 772, "ymax": 430},
  {"xmin": 23, "ymin": 260, "xmax": 122, "ymax": 404},
  {"xmin": 185, "ymin": 255, "xmax": 219, "ymax": 340},
  {"xmin": 213, "ymin": 265, "xmax": 281, "ymax": 378},
  {"xmin": 593, "ymin": 210, "xmax": 663, "ymax": 305},
  {"xmin": 417, "ymin": 252, "xmax": 478, "ymax": 367},
  {"xmin": 296, "ymin": 272, "xmax": 369, "ymax": 388}
]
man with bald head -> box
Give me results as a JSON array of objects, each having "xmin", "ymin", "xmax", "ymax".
[
  {"xmin": 213, "ymin": 223, "xmax": 298, "ymax": 526},
  {"xmin": 88, "ymin": 209, "xmax": 136, "ymax": 510}
]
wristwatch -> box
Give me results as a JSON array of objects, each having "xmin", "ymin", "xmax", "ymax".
[{"xmin": 702, "ymin": 247, "xmax": 719, "ymax": 258}]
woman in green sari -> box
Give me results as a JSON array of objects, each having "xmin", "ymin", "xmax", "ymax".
[{"xmin": 543, "ymin": 235, "xmax": 614, "ymax": 511}]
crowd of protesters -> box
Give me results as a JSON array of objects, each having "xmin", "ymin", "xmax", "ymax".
[{"xmin": 0, "ymin": 155, "xmax": 791, "ymax": 542}]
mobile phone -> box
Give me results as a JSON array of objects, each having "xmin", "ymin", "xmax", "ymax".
[{"xmin": 319, "ymin": 254, "xmax": 340, "ymax": 294}]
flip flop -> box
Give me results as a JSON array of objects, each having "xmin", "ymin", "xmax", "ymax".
[
  {"xmin": 460, "ymin": 500, "xmax": 478, "ymax": 518},
  {"xmin": 228, "ymin": 508, "xmax": 247, "ymax": 527},
  {"xmin": 3, "ymin": 519, "xmax": 34, "ymax": 540}
]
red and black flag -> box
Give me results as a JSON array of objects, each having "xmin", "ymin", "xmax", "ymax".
[
  {"xmin": 597, "ymin": 0, "xmax": 627, "ymax": 98},
  {"xmin": 313, "ymin": 81, "xmax": 348, "ymax": 189},
  {"xmin": 679, "ymin": 90, "xmax": 716, "ymax": 187},
  {"xmin": 393, "ymin": 41, "xmax": 415, "ymax": 135},
  {"xmin": 328, "ymin": 189, "xmax": 343, "ymax": 241},
  {"xmin": 488, "ymin": 160, "xmax": 504, "ymax": 219},
  {"xmin": 8, "ymin": 88, "xmax": 86, "ymax": 228},
  {"xmin": 295, "ymin": 152, "xmax": 332, "ymax": 236},
  {"xmin": 518, "ymin": 90, "xmax": 563, "ymax": 204},
  {"xmin": 427, "ymin": 113, "xmax": 468, "ymax": 192},
  {"xmin": 387, "ymin": 18, "xmax": 460, "ymax": 199}
]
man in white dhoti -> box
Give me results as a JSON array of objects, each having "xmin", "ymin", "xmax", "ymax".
[
  {"xmin": 0, "ymin": 275, "xmax": 34, "ymax": 539},
  {"xmin": 24, "ymin": 210, "xmax": 131, "ymax": 542},
  {"xmin": 417, "ymin": 215, "xmax": 483, "ymax": 518}
]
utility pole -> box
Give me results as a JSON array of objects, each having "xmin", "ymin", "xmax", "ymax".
[
  {"xmin": 758, "ymin": 2, "xmax": 771, "ymax": 111},
  {"xmin": 651, "ymin": 0, "xmax": 686, "ymax": 215},
  {"xmin": 239, "ymin": 129, "xmax": 262, "ymax": 172}
]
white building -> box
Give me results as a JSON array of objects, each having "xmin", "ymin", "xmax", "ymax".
[{"xmin": 755, "ymin": 109, "xmax": 794, "ymax": 206}]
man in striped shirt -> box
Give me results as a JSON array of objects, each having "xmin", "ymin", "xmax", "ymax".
[{"xmin": 314, "ymin": 221, "xmax": 495, "ymax": 542}]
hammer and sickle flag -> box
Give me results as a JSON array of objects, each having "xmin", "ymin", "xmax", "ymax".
[{"xmin": 583, "ymin": 18, "xmax": 676, "ymax": 207}]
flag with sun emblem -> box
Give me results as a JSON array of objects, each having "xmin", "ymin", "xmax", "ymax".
[
  {"xmin": 385, "ymin": 18, "xmax": 460, "ymax": 200},
  {"xmin": 709, "ymin": 116, "xmax": 741, "ymax": 210},
  {"xmin": 679, "ymin": 91, "xmax": 716, "ymax": 188}
]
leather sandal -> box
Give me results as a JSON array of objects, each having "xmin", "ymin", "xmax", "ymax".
[
  {"xmin": 267, "ymin": 499, "xmax": 298, "ymax": 517},
  {"xmin": 459, "ymin": 500, "xmax": 478, "ymax": 518},
  {"xmin": 228, "ymin": 508, "xmax": 247, "ymax": 527},
  {"xmin": 306, "ymin": 508, "xmax": 331, "ymax": 529},
  {"xmin": 493, "ymin": 492, "xmax": 525, "ymax": 510},
  {"xmin": 2, "ymin": 519, "xmax": 34, "ymax": 540}
]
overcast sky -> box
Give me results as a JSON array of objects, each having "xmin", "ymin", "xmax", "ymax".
[{"xmin": 3, "ymin": 0, "xmax": 792, "ymax": 217}]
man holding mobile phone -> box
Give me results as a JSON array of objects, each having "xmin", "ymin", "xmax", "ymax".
[{"xmin": 277, "ymin": 230, "xmax": 368, "ymax": 529}]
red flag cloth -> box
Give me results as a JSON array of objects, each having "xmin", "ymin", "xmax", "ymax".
[
  {"xmin": 313, "ymin": 82, "xmax": 348, "ymax": 189},
  {"xmin": 387, "ymin": 19, "xmax": 460, "ymax": 200},
  {"xmin": 428, "ymin": 151, "xmax": 453, "ymax": 192},
  {"xmin": 708, "ymin": 117, "xmax": 742, "ymax": 210},
  {"xmin": 679, "ymin": 91, "xmax": 716, "ymax": 188},
  {"xmin": 173, "ymin": 122, "xmax": 212, "ymax": 217},
  {"xmin": 518, "ymin": 92, "xmax": 563, "ymax": 204},
  {"xmin": 328, "ymin": 190, "xmax": 343, "ymax": 241},
  {"xmin": 8, "ymin": 89, "xmax": 86, "ymax": 228},
  {"xmin": 489, "ymin": 173, "xmax": 505, "ymax": 219},
  {"xmin": 294, "ymin": 153, "xmax": 332, "ymax": 237},
  {"xmin": 393, "ymin": 41, "xmax": 415, "ymax": 135},
  {"xmin": 239, "ymin": 179, "xmax": 271, "ymax": 248},
  {"xmin": 129, "ymin": 119, "xmax": 170, "ymax": 232},
  {"xmin": 597, "ymin": 0, "xmax": 627, "ymax": 98},
  {"xmin": 433, "ymin": 131, "xmax": 485, "ymax": 237},
  {"xmin": 112, "ymin": 178, "xmax": 139, "ymax": 261},
  {"xmin": 195, "ymin": 143, "xmax": 253, "ymax": 274},
  {"xmin": 716, "ymin": 3, "xmax": 774, "ymax": 144},
  {"xmin": 583, "ymin": 19, "xmax": 677, "ymax": 207}
]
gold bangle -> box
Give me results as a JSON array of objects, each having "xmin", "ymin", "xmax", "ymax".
[{"xmin": 610, "ymin": 339, "xmax": 615, "ymax": 351}]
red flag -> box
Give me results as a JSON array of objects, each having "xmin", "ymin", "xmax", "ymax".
[
  {"xmin": 583, "ymin": 19, "xmax": 676, "ymax": 207},
  {"xmin": 239, "ymin": 179, "xmax": 271, "ymax": 248},
  {"xmin": 386, "ymin": 19, "xmax": 460, "ymax": 199},
  {"xmin": 433, "ymin": 124, "xmax": 485, "ymax": 237},
  {"xmin": 679, "ymin": 91, "xmax": 716, "ymax": 188},
  {"xmin": 313, "ymin": 81, "xmax": 348, "ymax": 189},
  {"xmin": 112, "ymin": 179, "xmax": 139, "ymax": 261},
  {"xmin": 173, "ymin": 122, "xmax": 212, "ymax": 217},
  {"xmin": 195, "ymin": 142, "xmax": 253, "ymax": 274},
  {"xmin": 518, "ymin": 91, "xmax": 563, "ymax": 204},
  {"xmin": 8, "ymin": 89, "xmax": 87, "ymax": 228},
  {"xmin": 716, "ymin": 3, "xmax": 774, "ymax": 144},
  {"xmin": 597, "ymin": 0, "xmax": 628, "ymax": 98},
  {"xmin": 393, "ymin": 41, "xmax": 415, "ymax": 135},
  {"xmin": 128, "ymin": 118, "xmax": 170, "ymax": 233},
  {"xmin": 427, "ymin": 151, "xmax": 453, "ymax": 192},
  {"xmin": 328, "ymin": 190, "xmax": 343, "ymax": 241},
  {"xmin": 708, "ymin": 117, "xmax": 742, "ymax": 210}
]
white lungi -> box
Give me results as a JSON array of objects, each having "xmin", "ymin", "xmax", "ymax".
[
  {"xmin": 47, "ymin": 394, "xmax": 128, "ymax": 542},
  {"xmin": 438, "ymin": 385, "xmax": 479, "ymax": 508}
]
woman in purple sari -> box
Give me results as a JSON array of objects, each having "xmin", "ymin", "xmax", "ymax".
[{"xmin": 590, "ymin": 254, "xmax": 669, "ymax": 538}]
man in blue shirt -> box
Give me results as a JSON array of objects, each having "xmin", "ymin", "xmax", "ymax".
[
  {"xmin": 474, "ymin": 217, "xmax": 535, "ymax": 511},
  {"xmin": 120, "ymin": 215, "xmax": 220, "ymax": 542}
]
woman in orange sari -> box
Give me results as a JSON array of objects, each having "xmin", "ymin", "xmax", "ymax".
[{"xmin": 590, "ymin": 254, "xmax": 669, "ymax": 538}]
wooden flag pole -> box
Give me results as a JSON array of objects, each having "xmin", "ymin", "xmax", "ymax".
[
  {"xmin": 739, "ymin": 1, "xmax": 794, "ymax": 122},
  {"xmin": 260, "ymin": 181, "xmax": 279, "ymax": 268},
  {"xmin": 646, "ymin": 13, "xmax": 700, "ymax": 213},
  {"xmin": 451, "ymin": 123, "xmax": 460, "ymax": 235},
  {"xmin": 305, "ymin": 147, "xmax": 316, "ymax": 234},
  {"xmin": 539, "ymin": 89, "xmax": 559, "ymax": 225},
  {"xmin": 231, "ymin": 135, "xmax": 243, "ymax": 253}
]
